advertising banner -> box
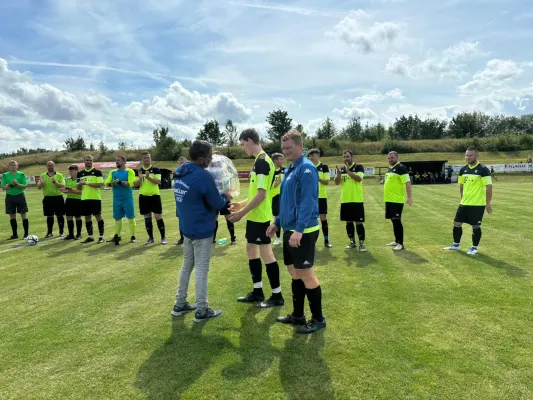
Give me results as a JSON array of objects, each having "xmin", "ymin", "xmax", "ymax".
[{"xmin": 75, "ymin": 161, "xmax": 140, "ymax": 169}]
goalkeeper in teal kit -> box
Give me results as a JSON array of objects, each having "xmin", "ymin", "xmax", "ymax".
[{"xmin": 104, "ymin": 155, "xmax": 137, "ymax": 245}]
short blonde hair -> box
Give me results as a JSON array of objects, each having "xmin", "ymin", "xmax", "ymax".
[
  {"xmin": 8, "ymin": 160, "xmax": 18, "ymax": 166},
  {"xmin": 281, "ymin": 129, "xmax": 303, "ymax": 145}
]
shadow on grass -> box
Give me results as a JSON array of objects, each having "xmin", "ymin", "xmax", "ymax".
[
  {"xmin": 136, "ymin": 318, "xmax": 234, "ymax": 399},
  {"xmin": 222, "ymin": 306, "xmax": 280, "ymax": 380},
  {"xmin": 393, "ymin": 249, "xmax": 428, "ymax": 264},
  {"xmin": 158, "ymin": 245, "xmax": 183, "ymax": 259},
  {"xmin": 279, "ymin": 330, "xmax": 335, "ymax": 400},
  {"xmin": 314, "ymin": 247, "xmax": 338, "ymax": 265},
  {"xmin": 343, "ymin": 249, "xmax": 378, "ymax": 268},
  {"xmin": 458, "ymin": 252, "xmax": 527, "ymax": 277}
]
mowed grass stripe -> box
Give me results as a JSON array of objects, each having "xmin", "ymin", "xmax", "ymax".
[{"xmin": 0, "ymin": 183, "xmax": 532, "ymax": 399}]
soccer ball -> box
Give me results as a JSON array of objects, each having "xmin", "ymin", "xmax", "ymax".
[{"xmin": 27, "ymin": 235, "xmax": 39, "ymax": 246}]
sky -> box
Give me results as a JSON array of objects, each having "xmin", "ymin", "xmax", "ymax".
[{"xmin": 1, "ymin": 0, "xmax": 533, "ymax": 152}]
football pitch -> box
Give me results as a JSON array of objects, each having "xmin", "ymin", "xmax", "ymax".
[{"xmin": 1, "ymin": 181, "xmax": 532, "ymax": 399}]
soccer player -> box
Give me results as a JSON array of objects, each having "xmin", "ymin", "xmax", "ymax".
[
  {"xmin": 135, "ymin": 152, "xmax": 167, "ymax": 245},
  {"xmin": 77, "ymin": 155, "xmax": 105, "ymax": 244},
  {"xmin": 443, "ymin": 147, "xmax": 493, "ymax": 255},
  {"xmin": 104, "ymin": 155, "xmax": 136, "ymax": 245},
  {"xmin": 62, "ymin": 165, "xmax": 83, "ymax": 240},
  {"xmin": 228, "ymin": 128, "xmax": 284, "ymax": 308},
  {"xmin": 172, "ymin": 140, "xmax": 232, "ymax": 321},
  {"xmin": 335, "ymin": 150, "xmax": 366, "ymax": 251},
  {"xmin": 1, "ymin": 160, "xmax": 29, "ymax": 239},
  {"xmin": 308, "ymin": 148, "xmax": 332, "ymax": 248},
  {"xmin": 38, "ymin": 161, "xmax": 66, "ymax": 238},
  {"xmin": 267, "ymin": 129, "xmax": 326, "ymax": 334},
  {"xmin": 175, "ymin": 157, "xmax": 188, "ymax": 245},
  {"xmin": 271, "ymin": 153, "xmax": 284, "ymax": 246},
  {"xmin": 383, "ymin": 151, "xmax": 413, "ymax": 251}
]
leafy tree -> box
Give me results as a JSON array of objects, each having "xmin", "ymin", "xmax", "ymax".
[
  {"xmin": 419, "ymin": 117, "xmax": 447, "ymax": 139},
  {"xmin": 197, "ymin": 119, "xmax": 225, "ymax": 146},
  {"xmin": 118, "ymin": 140, "xmax": 128, "ymax": 151},
  {"xmin": 339, "ymin": 117, "xmax": 363, "ymax": 141},
  {"xmin": 447, "ymin": 111, "xmax": 489, "ymax": 138},
  {"xmin": 98, "ymin": 141, "xmax": 108, "ymax": 156},
  {"xmin": 315, "ymin": 117, "xmax": 337, "ymax": 139},
  {"xmin": 64, "ymin": 135, "xmax": 87, "ymax": 152},
  {"xmin": 393, "ymin": 115, "xmax": 422, "ymax": 140},
  {"xmin": 295, "ymin": 123, "xmax": 307, "ymax": 139},
  {"xmin": 153, "ymin": 125, "xmax": 182, "ymax": 161},
  {"xmin": 266, "ymin": 109, "xmax": 293, "ymax": 142},
  {"xmin": 89, "ymin": 143, "xmax": 96, "ymax": 152},
  {"xmin": 224, "ymin": 119, "xmax": 239, "ymax": 147}
]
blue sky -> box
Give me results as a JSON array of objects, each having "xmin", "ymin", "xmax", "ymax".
[{"xmin": 1, "ymin": 0, "xmax": 532, "ymax": 152}]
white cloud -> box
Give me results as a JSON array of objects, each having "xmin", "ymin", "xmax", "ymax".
[
  {"xmin": 326, "ymin": 10, "xmax": 405, "ymax": 53},
  {"xmin": 0, "ymin": 58, "xmax": 252, "ymax": 152},
  {"xmin": 272, "ymin": 97, "xmax": 301, "ymax": 109},
  {"xmin": 386, "ymin": 41, "xmax": 485, "ymax": 80},
  {"xmin": 334, "ymin": 88, "xmax": 405, "ymax": 119},
  {"xmin": 458, "ymin": 59, "xmax": 524, "ymax": 95}
]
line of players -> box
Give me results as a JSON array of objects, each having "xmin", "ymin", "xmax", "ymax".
[
  {"xmin": 1, "ymin": 153, "xmax": 172, "ymax": 246},
  {"xmin": 1, "ymin": 145, "xmax": 492, "ymax": 257}
]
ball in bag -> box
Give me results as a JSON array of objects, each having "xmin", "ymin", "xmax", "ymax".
[
  {"xmin": 206, "ymin": 154, "xmax": 240, "ymax": 197},
  {"xmin": 27, "ymin": 235, "xmax": 39, "ymax": 246}
]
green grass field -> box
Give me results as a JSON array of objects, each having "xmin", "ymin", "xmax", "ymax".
[{"xmin": 1, "ymin": 181, "xmax": 533, "ymax": 399}]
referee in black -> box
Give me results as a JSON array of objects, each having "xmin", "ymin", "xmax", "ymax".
[{"xmin": 267, "ymin": 129, "xmax": 325, "ymax": 334}]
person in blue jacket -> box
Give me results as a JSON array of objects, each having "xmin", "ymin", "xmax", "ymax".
[
  {"xmin": 267, "ymin": 129, "xmax": 326, "ymax": 334},
  {"xmin": 171, "ymin": 140, "xmax": 232, "ymax": 322}
]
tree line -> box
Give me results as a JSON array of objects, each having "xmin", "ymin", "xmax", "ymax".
[
  {"xmin": 195, "ymin": 111, "xmax": 533, "ymax": 145},
  {"xmin": 4, "ymin": 111, "xmax": 533, "ymax": 161}
]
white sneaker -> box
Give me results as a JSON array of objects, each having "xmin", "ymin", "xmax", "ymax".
[
  {"xmin": 386, "ymin": 241, "xmax": 398, "ymax": 247},
  {"xmin": 161, "ymin": 237, "xmax": 168, "ymax": 245},
  {"xmin": 273, "ymin": 238, "xmax": 281, "ymax": 246},
  {"xmin": 467, "ymin": 247, "xmax": 478, "ymax": 255},
  {"xmin": 393, "ymin": 244, "xmax": 404, "ymax": 251},
  {"xmin": 443, "ymin": 244, "xmax": 460, "ymax": 251}
]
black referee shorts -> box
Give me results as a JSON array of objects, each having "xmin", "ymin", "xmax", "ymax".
[
  {"xmin": 318, "ymin": 198, "xmax": 328, "ymax": 215},
  {"xmin": 43, "ymin": 196, "xmax": 65, "ymax": 216},
  {"xmin": 5, "ymin": 194, "xmax": 28, "ymax": 215},
  {"xmin": 139, "ymin": 194, "xmax": 163, "ymax": 215},
  {"xmin": 385, "ymin": 202, "xmax": 404, "ymax": 219},
  {"xmin": 454, "ymin": 205, "xmax": 485, "ymax": 226},
  {"xmin": 340, "ymin": 202, "xmax": 365, "ymax": 222},
  {"xmin": 271, "ymin": 195, "xmax": 280, "ymax": 217},
  {"xmin": 283, "ymin": 230, "xmax": 319, "ymax": 269}
]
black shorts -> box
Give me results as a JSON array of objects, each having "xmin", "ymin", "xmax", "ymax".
[
  {"xmin": 385, "ymin": 202, "xmax": 404, "ymax": 219},
  {"xmin": 65, "ymin": 198, "xmax": 82, "ymax": 217},
  {"xmin": 454, "ymin": 205, "xmax": 485, "ymax": 226},
  {"xmin": 283, "ymin": 230, "xmax": 319, "ymax": 269},
  {"xmin": 43, "ymin": 196, "xmax": 65, "ymax": 216},
  {"xmin": 246, "ymin": 221, "xmax": 271, "ymax": 245},
  {"xmin": 5, "ymin": 193, "xmax": 28, "ymax": 215},
  {"xmin": 340, "ymin": 202, "xmax": 365, "ymax": 222},
  {"xmin": 139, "ymin": 194, "xmax": 163, "ymax": 215},
  {"xmin": 81, "ymin": 199, "xmax": 102, "ymax": 217},
  {"xmin": 318, "ymin": 198, "xmax": 328, "ymax": 215}
]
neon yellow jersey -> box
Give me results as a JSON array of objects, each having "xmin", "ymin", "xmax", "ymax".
[
  {"xmin": 340, "ymin": 163, "xmax": 364, "ymax": 203},
  {"xmin": 1, "ymin": 171, "xmax": 27, "ymax": 195},
  {"xmin": 271, "ymin": 168, "xmax": 283, "ymax": 197},
  {"xmin": 137, "ymin": 165, "xmax": 161, "ymax": 196},
  {"xmin": 315, "ymin": 162, "xmax": 330, "ymax": 199},
  {"xmin": 247, "ymin": 151, "xmax": 274, "ymax": 223},
  {"xmin": 64, "ymin": 177, "xmax": 81, "ymax": 200},
  {"xmin": 77, "ymin": 168, "xmax": 104, "ymax": 200},
  {"xmin": 40, "ymin": 172, "xmax": 65, "ymax": 197},
  {"xmin": 458, "ymin": 163, "xmax": 492, "ymax": 206},
  {"xmin": 384, "ymin": 163, "xmax": 410, "ymax": 203}
]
